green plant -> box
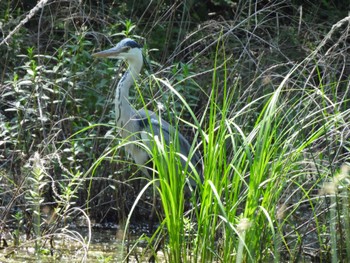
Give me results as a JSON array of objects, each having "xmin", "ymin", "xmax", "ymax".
[
  {"xmin": 12, "ymin": 211, "xmax": 23, "ymax": 246},
  {"xmin": 25, "ymin": 152, "xmax": 47, "ymax": 254}
]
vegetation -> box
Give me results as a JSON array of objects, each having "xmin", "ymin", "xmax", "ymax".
[{"xmin": 0, "ymin": 0, "xmax": 349, "ymax": 262}]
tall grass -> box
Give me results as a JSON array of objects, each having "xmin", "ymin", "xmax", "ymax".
[{"xmin": 120, "ymin": 29, "xmax": 350, "ymax": 262}]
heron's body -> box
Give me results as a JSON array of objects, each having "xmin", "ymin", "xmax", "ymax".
[{"xmin": 93, "ymin": 38, "xmax": 201, "ymax": 179}]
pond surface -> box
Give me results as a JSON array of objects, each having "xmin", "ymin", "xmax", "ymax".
[{"xmin": 0, "ymin": 223, "xmax": 160, "ymax": 262}]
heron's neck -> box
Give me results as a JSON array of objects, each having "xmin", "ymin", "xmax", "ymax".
[{"xmin": 115, "ymin": 61, "xmax": 142, "ymax": 127}]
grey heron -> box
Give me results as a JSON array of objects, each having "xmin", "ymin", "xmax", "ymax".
[{"xmin": 92, "ymin": 38, "xmax": 202, "ymax": 185}]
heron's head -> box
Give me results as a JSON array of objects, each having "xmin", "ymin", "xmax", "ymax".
[{"xmin": 92, "ymin": 38, "xmax": 142, "ymax": 63}]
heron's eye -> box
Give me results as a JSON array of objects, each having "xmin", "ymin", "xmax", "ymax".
[{"xmin": 125, "ymin": 46, "xmax": 131, "ymax": 52}]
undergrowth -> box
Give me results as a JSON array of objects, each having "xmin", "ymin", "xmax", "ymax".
[{"xmin": 0, "ymin": 0, "xmax": 349, "ymax": 262}]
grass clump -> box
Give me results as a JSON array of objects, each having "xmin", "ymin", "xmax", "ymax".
[{"xmin": 123, "ymin": 18, "xmax": 350, "ymax": 262}]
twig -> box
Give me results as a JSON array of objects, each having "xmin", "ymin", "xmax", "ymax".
[{"xmin": 0, "ymin": 0, "xmax": 49, "ymax": 46}]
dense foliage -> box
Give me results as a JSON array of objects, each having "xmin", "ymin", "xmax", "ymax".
[{"xmin": 0, "ymin": 0, "xmax": 349, "ymax": 262}]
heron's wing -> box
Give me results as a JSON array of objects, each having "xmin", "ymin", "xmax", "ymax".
[
  {"xmin": 134, "ymin": 109, "xmax": 189, "ymax": 153},
  {"xmin": 132, "ymin": 109, "xmax": 202, "ymax": 177}
]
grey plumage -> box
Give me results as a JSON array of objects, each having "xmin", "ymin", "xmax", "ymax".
[{"xmin": 92, "ymin": 38, "xmax": 201, "ymax": 182}]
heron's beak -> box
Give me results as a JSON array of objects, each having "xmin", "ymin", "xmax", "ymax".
[{"xmin": 92, "ymin": 46, "xmax": 128, "ymax": 58}]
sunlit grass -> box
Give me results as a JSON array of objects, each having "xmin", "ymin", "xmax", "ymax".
[{"xmin": 118, "ymin": 38, "xmax": 350, "ymax": 262}]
